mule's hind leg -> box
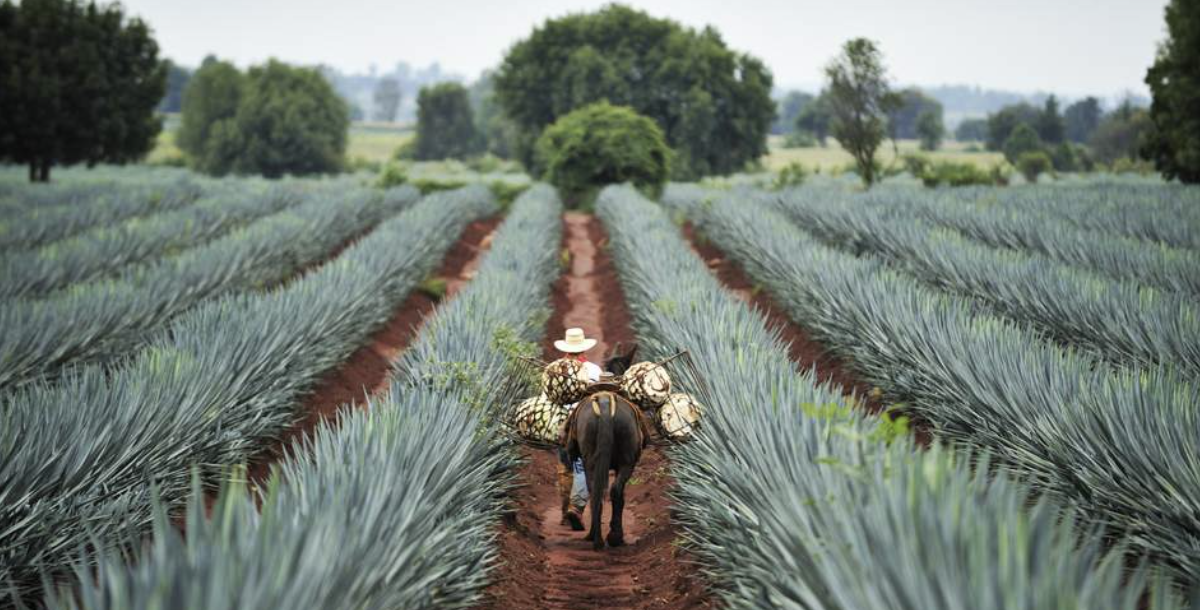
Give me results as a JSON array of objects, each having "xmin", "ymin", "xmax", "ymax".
[
  {"xmin": 581, "ymin": 465, "xmax": 597, "ymax": 542},
  {"xmin": 606, "ymin": 463, "xmax": 635, "ymax": 547}
]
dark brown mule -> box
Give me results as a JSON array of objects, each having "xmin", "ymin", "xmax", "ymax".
[{"xmin": 566, "ymin": 346, "xmax": 645, "ymax": 550}]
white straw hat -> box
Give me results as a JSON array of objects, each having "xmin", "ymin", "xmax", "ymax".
[{"xmin": 554, "ymin": 327, "xmax": 597, "ymax": 354}]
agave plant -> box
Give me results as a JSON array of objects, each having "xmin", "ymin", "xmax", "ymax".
[
  {"xmin": 762, "ymin": 188, "xmax": 1200, "ymax": 379},
  {"xmin": 597, "ymin": 185, "xmax": 1174, "ymax": 610},
  {"xmin": 0, "ymin": 186, "xmax": 496, "ymax": 602},
  {"xmin": 686, "ymin": 188, "xmax": 1200, "ymax": 587},
  {"xmin": 0, "ymin": 182, "xmax": 301, "ymax": 299},
  {"xmin": 0, "ymin": 176, "xmax": 203, "ymax": 251},
  {"xmin": 0, "ymin": 185, "xmax": 420, "ymax": 393},
  {"xmin": 43, "ymin": 184, "xmax": 563, "ymax": 610}
]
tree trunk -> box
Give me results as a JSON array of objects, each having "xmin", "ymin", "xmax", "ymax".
[
  {"xmin": 28, "ymin": 162, "xmax": 36, "ymax": 183},
  {"xmin": 38, "ymin": 160, "xmax": 51, "ymax": 182}
]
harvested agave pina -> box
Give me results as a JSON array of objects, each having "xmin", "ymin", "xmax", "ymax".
[
  {"xmin": 659, "ymin": 392, "xmax": 702, "ymax": 439},
  {"xmin": 621, "ymin": 361, "xmax": 671, "ymax": 406},
  {"xmin": 513, "ymin": 394, "xmax": 566, "ymax": 443},
  {"xmin": 542, "ymin": 358, "xmax": 591, "ymax": 406}
]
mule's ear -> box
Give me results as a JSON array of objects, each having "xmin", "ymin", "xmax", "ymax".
[
  {"xmin": 626, "ymin": 344, "xmax": 639, "ymax": 361},
  {"xmin": 608, "ymin": 341, "xmax": 623, "ymax": 361}
]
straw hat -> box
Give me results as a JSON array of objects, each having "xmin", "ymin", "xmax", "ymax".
[{"xmin": 554, "ymin": 327, "xmax": 597, "ymax": 354}]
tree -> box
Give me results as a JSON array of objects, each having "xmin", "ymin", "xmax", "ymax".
[
  {"xmin": 535, "ymin": 102, "xmax": 670, "ymax": 204},
  {"xmin": 469, "ymin": 70, "xmax": 520, "ymax": 159},
  {"xmin": 0, "ymin": 0, "xmax": 167, "ymax": 182},
  {"xmin": 414, "ymin": 82, "xmax": 481, "ymax": 160},
  {"xmin": 158, "ymin": 60, "xmax": 191, "ymax": 113},
  {"xmin": 179, "ymin": 60, "xmax": 347, "ymax": 177},
  {"xmin": 794, "ymin": 92, "xmax": 834, "ymax": 146},
  {"xmin": 954, "ymin": 118, "xmax": 989, "ymax": 142},
  {"xmin": 1064, "ymin": 97, "xmax": 1102, "ymax": 143},
  {"xmin": 1035, "ymin": 95, "xmax": 1065, "ymax": 144},
  {"xmin": 772, "ymin": 91, "xmax": 814, "ymax": 135},
  {"xmin": 824, "ymin": 38, "xmax": 899, "ymax": 187},
  {"xmin": 1003, "ymin": 123, "xmax": 1045, "ymax": 165},
  {"xmin": 1143, "ymin": 0, "xmax": 1200, "ymax": 182},
  {"xmin": 986, "ymin": 103, "xmax": 1040, "ymax": 151},
  {"xmin": 373, "ymin": 77, "xmax": 402, "ymax": 123},
  {"xmin": 226, "ymin": 60, "xmax": 348, "ymax": 177},
  {"xmin": 1090, "ymin": 102, "xmax": 1153, "ymax": 165},
  {"xmin": 494, "ymin": 5, "xmax": 774, "ymax": 179},
  {"xmin": 177, "ymin": 58, "xmax": 245, "ymax": 173},
  {"xmin": 916, "ymin": 110, "xmax": 945, "ymax": 151},
  {"xmin": 888, "ymin": 88, "xmax": 943, "ymax": 140}
]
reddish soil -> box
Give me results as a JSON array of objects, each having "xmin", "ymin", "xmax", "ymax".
[
  {"xmin": 681, "ymin": 223, "xmax": 931, "ymax": 444},
  {"xmin": 478, "ymin": 213, "xmax": 711, "ymax": 610},
  {"xmin": 245, "ymin": 218, "xmax": 501, "ymax": 486}
]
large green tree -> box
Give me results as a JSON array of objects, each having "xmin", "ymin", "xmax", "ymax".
[
  {"xmin": 1143, "ymin": 0, "xmax": 1200, "ymax": 183},
  {"xmin": 985, "ymin": 103, "xmax": 1041, "ymax": 151},
  {"xmin": 0, "ymin": 0, "xmax": 166, "ymax": 182},
  {"xmin": 413, "ymin": 82, "xmax": 481, "ymax": 160},
  {"xmin": 494, "ymin": 4, "xmax": 774, "ymax": 179},
  {"xmin": 1091, "ymin": 102, "xmax": 1153, "ymax": 165},
  {"xmin": 825, "ymin": 38, "xmax": 899, "ymax": 187},
  {"xmin": 178, "ymin": 59, "xmax": 348, "ymax": 177},
  {"xmin": 794, "ymin": 92, "xmax": 834, "ymax": 146}
]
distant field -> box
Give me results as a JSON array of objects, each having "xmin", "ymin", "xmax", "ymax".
[
  {"xmin": 149, "ymin": 118, "xmax": 1002, "ymax": 173},
  {"xmin": 762, "ymin": 135, "xmax": 1005, "ymax": 172},
  {"xmin": 149, "ymin": 116, "xmax": 414, "ymax": 166}
]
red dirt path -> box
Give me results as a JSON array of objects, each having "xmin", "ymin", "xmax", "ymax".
[
  {"xmin": 477, "ymin": 213, "xmax": 711, "ymax": 610},
  {"xmin": 245, "ymin": 218, "xmax": 501, "ymax": 486}
]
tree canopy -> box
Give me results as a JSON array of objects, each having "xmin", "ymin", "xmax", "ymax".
[
  {"xmin": 413, "ymin": 82, "xmax": 482, "ymax": 160},
  {"xmin": 1064, "ymin": 97, "xmax": 1102, "ymax": 144},
  {"xmin": 0, "ymin": 0, "xmax": 166, "ymax": 182},
  {"xmin": 535, "ymin": 101, "xmax": 670, "ymax": 205},
  {"xmin": 494, "ymin": 4, "xmax": 774, "ymax": 179},
  {"xmin": 888, "ymin": 88, "xmax": 943, "ymax": 140},
  {"xmin": 824, "ymin": 38, "xmax": 899, "ymax": 187},
  {"xmin": 1143, "ymin": 0, "xmax": 1200, "ymax": 183},
  {"xmin": 794, "ymin": 92, "xmax": 834, "ymax": 146},
  {"xmin": 955, "ymin": 118, "xmax": 989, "ymax": 142},
  {"xmin": 373, "ymin": 77, "xmax": 402, "ymax": 123},
  {"xmin": 178, "ymin": 59, "xmax": 348, "ymax": 177},
  {"xmin": 772, "ymin": 91, "xmax": 814, "ymax": 135}
]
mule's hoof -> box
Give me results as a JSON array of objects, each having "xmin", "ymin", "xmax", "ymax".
[
  {"xmin": 592, "ymin": 539, "xmax": 606, "ymax": 551},
  {"xmin": 584, "ymin": 529, "xmax": 596, "ymax": 542},
  {"xmin": 566, "ymin": 511, "xmax": 584, "ymax": 531},
  {"xmin": 607, "ymin": 532, "xmax": 626, "ymax": 547}
]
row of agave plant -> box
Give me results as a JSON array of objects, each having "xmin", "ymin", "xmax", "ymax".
[
  {"xmin": 598, "ymin": 184, "xmax": 1187, "ymax": 610},
  {"xmin": 933, "ymin": 181, "xmax": 1200, "ymax": 251},
  {"xmin": 663, "ymin": 185, "xmax": 1200, "ymax": 593},
  {"xmin": 0, "ymin": 179, "xmax": 301, "ymax": 299},
  {"xmin": 1, "ymin": 186, "xmax": 495, "ymax": 605},
  {"xmin": 40, "ymin": 184, "xmax": 564, "ymax": 609},
  {"xmin": 868, "ymin": 185, "xmax": 1200, "ymax": 298},
  {"xmin": 0, "ymin": 184, "xmax": 420, "ymax": 392},
  {"xmin": 728, "ymin": 186, "xmax": 1200, "ymax": 379},
  {"xmin": 0, "ymin": 169, "xmax": 205, "ymax": 249}
]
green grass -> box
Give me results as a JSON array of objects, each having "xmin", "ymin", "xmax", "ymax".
[{"xmin": 762, "ymin": 135, "xmax": 1005, "ymax": 172}]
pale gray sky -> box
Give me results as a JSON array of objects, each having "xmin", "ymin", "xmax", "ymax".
[{"xmin": 123, "ymin": 0, "xmax": 1167, "ymax": 96}]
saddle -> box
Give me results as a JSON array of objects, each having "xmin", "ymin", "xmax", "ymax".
[{"xmin": 560, "ymin": 387, "xmax": 656, "ymax": 451}]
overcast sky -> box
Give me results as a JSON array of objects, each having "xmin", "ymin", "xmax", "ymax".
[{"xmin": 122, "ymin": 0, "xmax": 1167, "ymax": 97}]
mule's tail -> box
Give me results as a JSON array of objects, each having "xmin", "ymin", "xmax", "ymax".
[{"xmin": 589, "ymin": 394, "xmax": 614, "ymax": 549}]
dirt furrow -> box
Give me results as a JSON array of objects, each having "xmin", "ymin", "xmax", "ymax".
[
  {"xmin": 479, "ymin": 213, "xmax": 709, "ymax": 610},
  {"xmin": 246, "ymin": 218, "xmax": 501, "ymax": 486}
]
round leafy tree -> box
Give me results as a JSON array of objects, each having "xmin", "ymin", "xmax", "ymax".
[
  {"xmin": 495, "ymin": 4, "xmax": 773, "ymax": 179},
  {"xmin": 0, "ymin": 0, "xmax": 166, "ymax": 182},
  {"xmin": 414, "ymin": 82, "xmax": 482, "ymax": 160},
  {"xmin": 535, "ymin": 102, "xmax": 670, "ymax": 205},
  {"xmin": 179, "ymin": 59, "xmax": 348, "ymax": 178}
]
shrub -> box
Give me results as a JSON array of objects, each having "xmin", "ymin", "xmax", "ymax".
[
  {"xmin": 534, "ymin": 102, "xmax": 670, "ymax": 205},
  {"xmin": 772, "ymin": 162, "xmax": 808, "ymax": 190},
  {"xmin": 376, "ymin": 163, "xmax": 408, "ymax": 189},
  {"xmin": 919, "ymin": 161, "xmax": 996, "ymax": 188},
  {"xmin": 1016, "ymin": 151, "xmax": 1053, "ymax": 183},
  {"xmin": 783, "ymin": 131, "xmax": 818, "ymax": 148}
]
